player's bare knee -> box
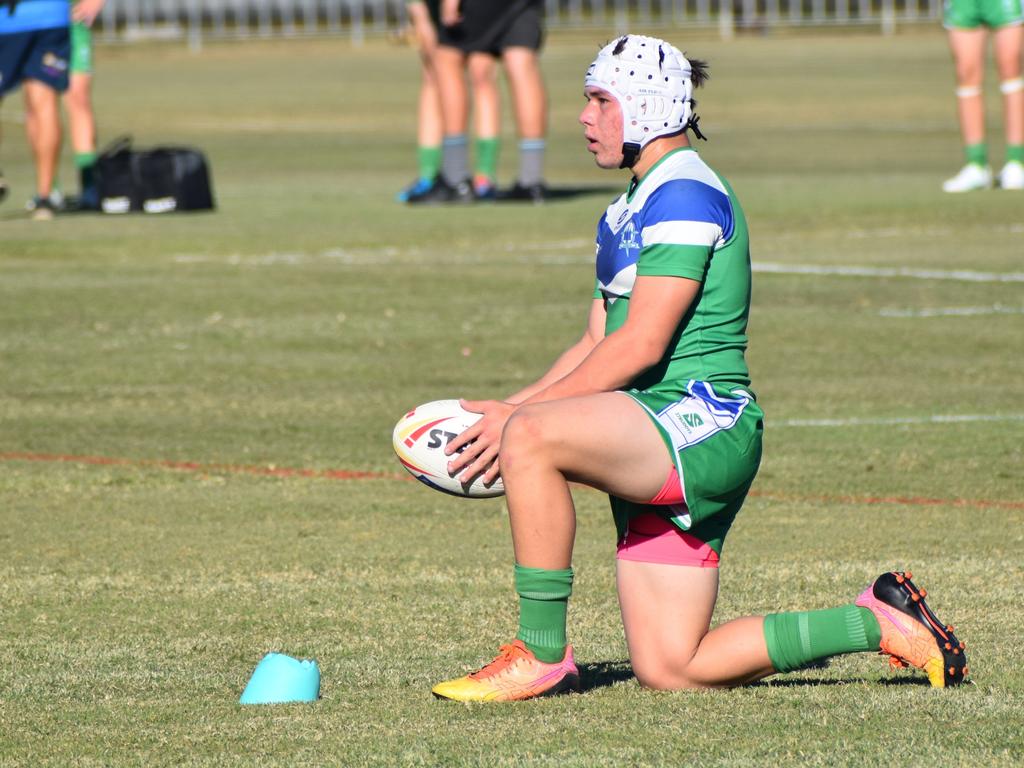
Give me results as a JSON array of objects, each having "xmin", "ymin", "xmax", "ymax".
[
  {"xmin": 996, "ymin": 60, "xmax": 1022, "ymax": 81},
  {"xmin": 65, "ymin": 90, "xmax": 88, "ymax": 115},
  {"xmin": 500, "ymin": 408, "xmax": 549, "ymax": 465},
  {"xmin": 632, "ymin": 659, "xmax": 708, "ymax": 691},
  {"xmin": 469, "ymin": 69, "xmax": 494, "ymax": 91},
  {"xmin": 501, "ymin": 409, "xmax": 543, "ymax": 449},
  {"xmin": 956, "ymin": 66, "xmax": 983, "ymax": 87}
]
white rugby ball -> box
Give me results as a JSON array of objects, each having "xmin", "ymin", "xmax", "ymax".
[{"xmin": 392, "ymin": 399, "xmax": 505, "ymax": 498}]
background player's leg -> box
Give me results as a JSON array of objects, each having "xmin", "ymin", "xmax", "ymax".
[
  {"xmin": 22, "ymin": 80, "xmax": 61, "ymax": 204},
  {"xmin": 402, "ymin": 43, "xmax": 476, "ymax": 202},
  {"xmin": 66, "ymin": 72, "xmax": 96, "ymax": 155},
  {"xmin": 416, "ymin": 66, "xmax": 442, "ymax": 172},
  {"xmin": 434, "ymin": 45, "xmax": 470, "ymax": 186},
  {"xmin": 500, "ymin": 47, "xmax": 545, "ymax": 144},
  {"xmin": 993, "ymin": 25, "xmax": 1024, "ymax": 188},
  {"xmin": 65, "ymin": 21, "xmax": 99, "ymax": 207},
  {"xmin": 65, "ymin": 71, "xmax": 99, "ymax": 206},
  {"xmin": 944, "ymin": 28, "xmax": 992, "ymax": 191},
  {"xmin": 398, "ymin": 1, "xmax": 443, "ymax": 201},
  {"xmin": 994, "ymin": 26, "xmax": 1023, "ymax": 143},
  {"xmin": 949, "ymin": 28, "xmax": 988, "ymax": 148},
  {"xmin": 500, "ymin": 46, "xmax": 547, "ymax": 193},
  {"xmin": 467, "ymin": 52, "xmax": 500, "ymax": 196}
]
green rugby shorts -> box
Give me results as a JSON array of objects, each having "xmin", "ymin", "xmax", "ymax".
[
  {"xmin": 610, "ymin": 381, "xmax": 763, "ymax": 555},
  {"xmin": 944, "ymin": 0, "xmax": 1024, "ymax": 29}
]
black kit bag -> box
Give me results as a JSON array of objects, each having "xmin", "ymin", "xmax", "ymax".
[{"xmin": 95, "ymin": 137, "xmax": 215, "ymax": 214}]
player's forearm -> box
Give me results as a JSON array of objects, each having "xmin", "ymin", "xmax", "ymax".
[{"xmin": 521, "ymin": 328, "xmax": 663, "ymax": 405}]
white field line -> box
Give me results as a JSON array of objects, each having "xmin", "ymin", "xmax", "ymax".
[
  {"xmin": 843, "ymin": 223, "xmax": 1024, "ymax": 239},
  {"xmin": 173, "ymin": 248, "xmax": 1024, "ymax": 284},
  {"xmin": 879, "ymin": 304, "xmax": 1024, "ymax": 318},
  {"xmin": 172, "ymin": 241, "xmax": 593, "ymax": 267},
  {"xmin": 775, "ymin": 413, "xmax": 1024, "ymax": 428},
  {"xmin": 753, "ymin": 262, "xmax": 1024, "ymax": 283}
]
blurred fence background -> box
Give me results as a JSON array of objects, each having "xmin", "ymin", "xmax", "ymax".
[{"xmin": 94, "ymin": 0, "xmax": 943, "ymax": 45}]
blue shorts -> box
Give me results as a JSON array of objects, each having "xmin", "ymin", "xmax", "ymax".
[{"xmin": 0, "ymin": 26, "xmax": 70, "ymax": 97}]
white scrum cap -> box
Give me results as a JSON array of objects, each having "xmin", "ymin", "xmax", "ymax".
[{"xmin": 584, "ymin": 34, "xmax": 696, "ymax": 168}]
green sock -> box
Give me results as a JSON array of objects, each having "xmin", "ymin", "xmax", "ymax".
[
  {"xmin": 473, "ymin": 136, "xmax": 500, "ymax": 182},
  {"xmin": 515, "ymin": 563, "xmax": 572, "ymax": 663},
  {"xmin": 965, "ymin": 142, "xmax": 988, "ymax": 167},
  {"xmin": 417, "ymin": 145, "xmax": 441, "ymax": 181},
  {"xmin": 763, "ymin": 605, "xmax": 882, "ymax": 673},
  {"xmin": 1007, "ymin": 144, "xmax": 1024, "ymax": 164},
  {"xmin": 74, "ymin": 151, "xmax": 98, "ymax": 170},
  {"xmin": 75, "ymin": 152, "xmax": 98, "ymax": 195}
]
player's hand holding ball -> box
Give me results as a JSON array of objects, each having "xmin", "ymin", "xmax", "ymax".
[
  {"xmin": 444, "ymin": 399, "xmax": 516, "ymax": 487},
  {"xmin": 392, "ymin": 399, "xmax": 511, "ymax": 498}
]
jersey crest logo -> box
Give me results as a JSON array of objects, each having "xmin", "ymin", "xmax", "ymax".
[{"xmin": 619, "ymin": 220, "xmax": 641, "ymax": 253}]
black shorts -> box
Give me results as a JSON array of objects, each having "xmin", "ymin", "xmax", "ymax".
[
  {"xmin": 0, "ymin": 26, "xmax": 70, "ymax": 97},
  {"xmin": 438, "ymin": 0, "xmax": 544, "ymax": 55},
  {"xmin": 422, "ymin": 0, "xmax": 441, "ymax": 28}
]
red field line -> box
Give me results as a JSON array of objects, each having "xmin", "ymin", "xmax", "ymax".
[
  {"xmin": 0, "ymin": 451, "xmax": 405, "ymax": 482},
  {"xmin": 2, "ymin": 450, "xmax": 1021, "ymax": 511},
  {"xmin": 748, "ymin": 489, "xmax": 1024, "ymax": 511}
]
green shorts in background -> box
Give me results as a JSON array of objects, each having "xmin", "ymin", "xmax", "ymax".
[
  {"xmin": 70, "ymin": 21, "xmax": 92, "ymax": 74},
  {"xmin": 610, "ymin": 381, "xmax": 764, "ymax": 556},
  {"xmin": 944, "ymin": 0, "xmax": 1023, "ymax": 29}
]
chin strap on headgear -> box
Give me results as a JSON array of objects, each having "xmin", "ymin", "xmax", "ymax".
[{"xmin": 585, "ymin": 34, "xmax": 703, "ymax": 169}]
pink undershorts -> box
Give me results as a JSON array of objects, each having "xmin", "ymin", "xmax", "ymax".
[{"xmin": 614, "ymin": 470, "xmax": 720, "ymax": 568}]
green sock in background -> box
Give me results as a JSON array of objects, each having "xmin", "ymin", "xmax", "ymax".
[
  {"xmin": 763, "ymin": 605, "xmax": 882, "ymax": 673},
  {"xmin": 417, "ymin": 145, "xmax": 441, "ymax": 182},
  {"xmin": 1007, "ymin": 144, "xmax": 1024, "ymax": 164},
  {"xmin": 965, "ymin": 142, "xmax": 988, "ymax": 167},
  {"xmin": 74, "ymin": 151, "xmax": 98, "ymax": 170},
  {"xmin": 515, "ymin": 563, "xmax": 572, "ymax": 663},
  {"xmin": 75, "ymin": 151, "xmax": 98, "ymax": 195},
  {"xmin": 474, "ymin": 137, "xmax": 500, "ymax": 182}
]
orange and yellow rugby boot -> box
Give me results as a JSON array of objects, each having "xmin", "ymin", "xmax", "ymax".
[
  {"xmin": 432, "ymin": 640, "xmax": 580, "ymax": 702},
  {"xmin": 856, "ymin": 570, "xmax": 968, "ymax": 688}
]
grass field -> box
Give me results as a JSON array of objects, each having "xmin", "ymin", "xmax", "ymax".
[{"xmin": 2, "ymin": 26, "xmax": 1023, "ymax": 766}]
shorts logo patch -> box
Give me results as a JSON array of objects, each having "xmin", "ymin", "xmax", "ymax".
[
  {"xmin": 679, "ymin": 412, "xmax": 704, "ymax": 429},
  {"xmin": 42, "ymin": 51, "xmax": 68, "ymax": 77},
  {"xmin": 657, "ymin": 381, "xmax": 750, "ymax": 451}
]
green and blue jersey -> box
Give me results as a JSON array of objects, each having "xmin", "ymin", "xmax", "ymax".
[
  {"xmin": 594, "ymin": 147, "xmax": 753, "ymax": 392},
  {"xmin": 595, "ymin": 148, "xmax": 760, "ymax": 551}
]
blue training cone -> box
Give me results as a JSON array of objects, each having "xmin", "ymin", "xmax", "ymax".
[{"xmin": 239, "ymin": 653, "xmax": 320, "ymax": 704}]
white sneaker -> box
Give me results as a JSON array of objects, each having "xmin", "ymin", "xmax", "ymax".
[
  {"xmin": 942, "ymin": 163, "xmax": 993, "ymax": 193},
  {"xmin": 997, "ymin": 160, "xmax": 1024, "ymax": 190}
]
